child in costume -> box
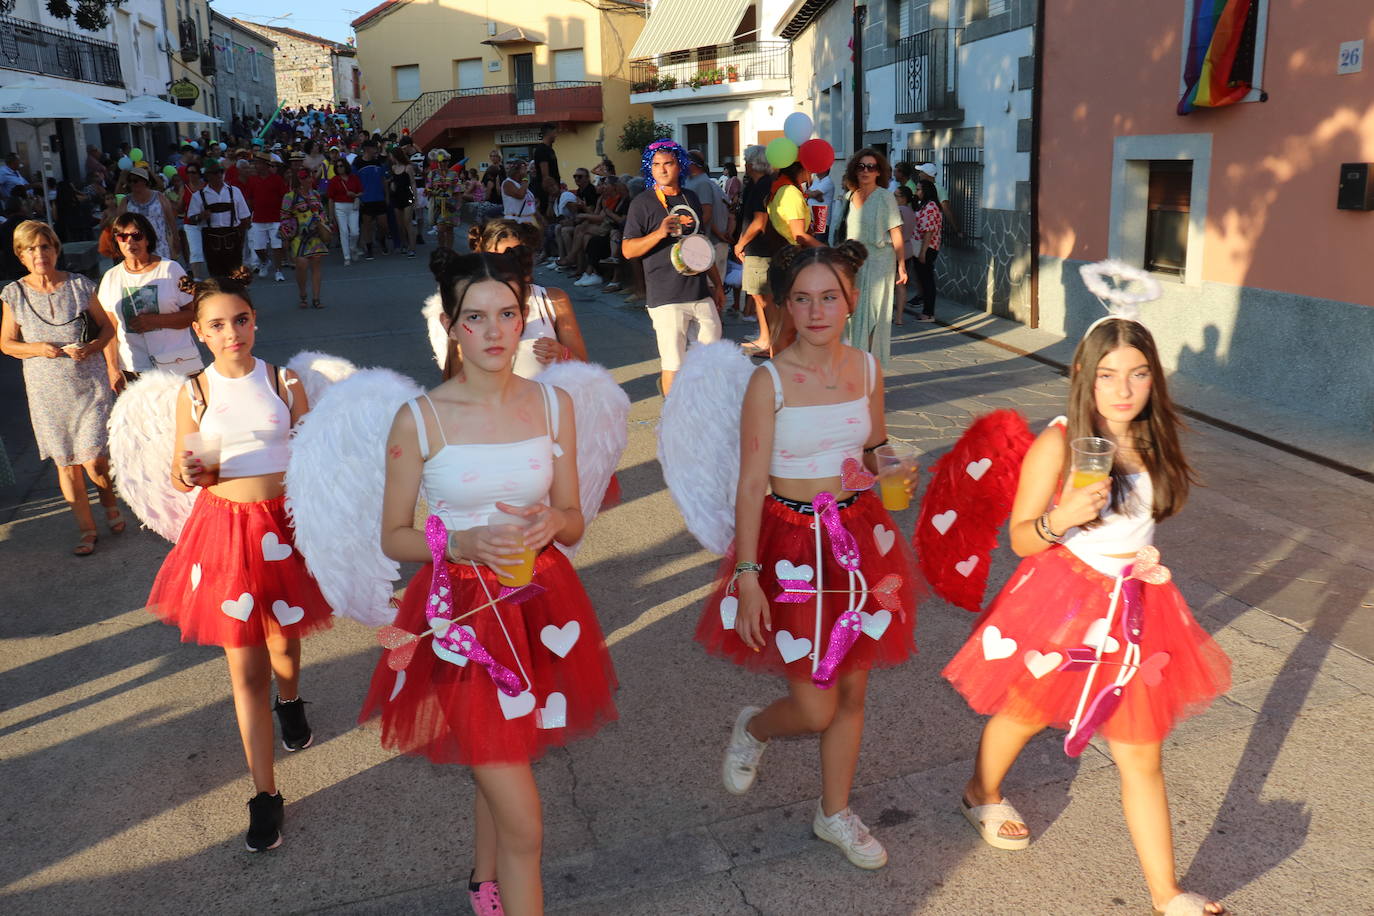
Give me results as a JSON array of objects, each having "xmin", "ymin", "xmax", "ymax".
[
  {"xmin": 692, "ymin": 242, "xmax": 919, "ymax": 870},
  {"xmin": 360, "ymin": 250, "xmax": 618, "ymax": 916},
  {"xmin": 939, "ymin": 266, "xmax": 1230, "ymax": 915},
  {"xmin": 427, "ymin": 151, "xmax": 457, "ymax": 251},
  {"xmin": 144, "ymin": 270, "xmax": 333, "ymax": 852}
]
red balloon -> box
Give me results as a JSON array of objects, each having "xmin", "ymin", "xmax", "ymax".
[{"xmin": 798, "ymin": 138, "xmax": 836, "ymax": 173}]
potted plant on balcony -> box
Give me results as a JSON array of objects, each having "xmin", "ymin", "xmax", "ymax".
[
  {"xmin": 661, "ymin": 75, "xmax": 677, "ymax": 90},
  {"xmin": 711, "ymin": 68, "xmax": 725, "ymax": 85},
  {"xmin": 687, "ymin": 74, "xmax": 703, "ymax": 90},
  {"xmin": 726, "ymin": 65, "xmax": 739, "ymax": 83}
]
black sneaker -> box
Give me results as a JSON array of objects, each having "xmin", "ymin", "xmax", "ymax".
[
  {"xmin": 273, "ymin": 696, "xmax": 313, "ymax": 751},
  {"xmin": 246, "ymin": 791, "xmax": 284, "ymax": 852}
]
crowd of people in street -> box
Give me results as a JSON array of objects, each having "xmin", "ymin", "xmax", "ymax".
[{"xmin": 2, "ymin": 114, "xmax": 1231, "ymax": 916}]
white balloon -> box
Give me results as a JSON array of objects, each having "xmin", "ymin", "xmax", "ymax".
[{"xmin": 783, "ymin": 112, "xmax": 814, "ymax": 145}]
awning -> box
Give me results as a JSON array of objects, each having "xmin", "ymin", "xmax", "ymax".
[
  {"xmin": 482, "ymin": 27, "xmax": 545, "ymax": 46},
  {"xmin": 629, "ymin": 0, "xmax": 753, "ymax": 60}
]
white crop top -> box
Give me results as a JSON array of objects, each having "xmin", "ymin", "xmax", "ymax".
[
  {"xmin": 191, "ymin": 359, "xmax": 293, "ymax": 478},
  {"xmin": 511, "ymin": 285, "xmax": 558, "ymax": 380},
  {"xmin": 763, "ymin": 352, "xmax": 875, "ymax": 480},
  {"xmin": 408, "ymin": 383, "xmax": 561, "ymax": 532}
]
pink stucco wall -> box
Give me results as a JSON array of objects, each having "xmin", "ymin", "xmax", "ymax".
[{"xmin": 1039, "ymin": 0, "xmax": 1374, "ymax": 305}]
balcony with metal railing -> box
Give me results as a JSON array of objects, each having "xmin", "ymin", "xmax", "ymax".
[
  {"xmin": 629, "ymin": 41, "xmax": 789, "ymax": 105},
  {"xmin": 387, "ymin": 81, "xmax": 602, "ymax": 149},
  {"xmin": 0, "ymin": 14, "xmax": 123, "ymax": 88},
  {"xmin": 896, "ymin": 28, "xmax": 963, "ymax": 123}
]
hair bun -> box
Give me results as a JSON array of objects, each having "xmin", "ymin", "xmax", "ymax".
[
  {"xmin": 177, "ymin": 274, "xmax": 198, "ymax": 294},
  {"xmin": 227, "ymin": 265, "xmax": 254, "ymax": 284},
  {"xmin": 833, "ymin": 240, "xmax": 869, "ymax": 271}
]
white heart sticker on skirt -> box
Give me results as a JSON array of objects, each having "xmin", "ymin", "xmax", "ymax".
[
  {"xmin": 931, "ymin": 510, "xmax": 957, "ymax": 535},
  {"xmin": 540, "ymin": 621, "xmax": 581, "ymax": 658},
  {"xmin": 1083, "ymin": 618, "xmax": 1121, "ymax": 654},
  {"xmin": 190, "ymin": 564, "xmax": 202, "ymax": 590},
  {"xmin": 1023, "ymin": 649, "xmax": 1063, "ymax": 679},
  {"xmin": 388, "ymin": 669, "xmax": 407, "ymax": 701},
  {"xmin": 536, "ymin": 692, "xmax": 567, "ymax": 729},
  {"xmin": 220, "ymin": 592, "xmax": 254, "ymax": 622},
  {"xmin": 873, "ymin": 524, "xmax": 896, "ymax": 556},
  {"xmin": 719, "ymin": 596, "xmax": 738, "ymax": 629},
  {"xmin": 981, "ymin": 625, "xmax": 1017, "ymax": 660},
  {"xmin": 774, "ymin": 560, "xmax": 814, "ymax": 583},
  {"xmin": 965, "ymin": 458, "xmax": 992, "ymax": 481},
  {"xmin": 774, "ymin": 630, "xmax": 813, "ymax": 664},
  {"xmin": 261, "ymin": 532, "xmax": 292, "ymax": 562},
  {"xmin": 498, "ymin": 689, "xmax": 536, "ymax": 720},
  {"xmin": 955, "ymin": 555, "xmax": 979, "ymax": 577},
  {"xmin": 859, "ymin": 609, "xmax": 892, "ymax": 640},
  {"xmin": 271, "ymin": 600, "xmax": 305, "ymax": 626}
]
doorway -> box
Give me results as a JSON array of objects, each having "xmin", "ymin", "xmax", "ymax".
[{"xmin": 513, "ymin": 53, "xmax": 534, "ymax": 116}]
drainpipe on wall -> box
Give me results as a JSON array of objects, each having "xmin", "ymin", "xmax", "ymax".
[
  {"xmin": 1028, "ymin": 0, "xmax": 1045, "ymax": 329},
  {"xmin": 853, "ymin": 2, "xmax": 866, "ymax": 155}
]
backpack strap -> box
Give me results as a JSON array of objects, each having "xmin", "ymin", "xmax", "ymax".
[{"xmin": 184, "ymin": 370, "xmax": 207, "ymax": 422}]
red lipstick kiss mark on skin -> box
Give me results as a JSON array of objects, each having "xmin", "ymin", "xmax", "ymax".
[
  {"xmin": 793, "ymin": 373, "xmax": 807, "ymax": 385},
  {"xmin": 388, "ymin": 445, "xmax": 402, "ymax": 460}
]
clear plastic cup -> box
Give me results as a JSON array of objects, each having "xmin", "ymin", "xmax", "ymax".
[
  {"xmin": 874, "ymin": 443, "xmax": 919, "ymax": 511},
  {"xmin": 487, "ymin": 510, "xmax": 537, "ymax": 587},
  {"xmin": 182, "ymin": 431, "xmax": 222, "ymax": 474},
  {"xmin": 1069, "ymin": 437, "xmax": 1116, "ymax": 489}
]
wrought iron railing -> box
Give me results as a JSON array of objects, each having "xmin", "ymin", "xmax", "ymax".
[
  {"xmin": 199, "ymin": 38, "xmax": 215, "ymax": 77},
  {"xmin": 178, "ymin": 18, "xmax": 198, "ymax": 62},
  {"xmin": 902, "ymin": 145, "xmax": 982, "ymax": 245},
  {"xmin": 0, "ymin": 14, "xmax": 123, "ymax": 87},
  {"xmin": 630, "ymin": 41, "xmax": 789, "ymax": 93},
  {"xmin": 385, "ymin": 81, "xmax": 600, "ymax": 137},
  {"xmin": 896, "ymin": 29, "xmax": 962, "ymax": 122}
]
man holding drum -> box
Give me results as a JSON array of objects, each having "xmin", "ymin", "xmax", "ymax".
[{"xmin": 623, "ymin": 140, "xmax": 724, "ymax": 397}]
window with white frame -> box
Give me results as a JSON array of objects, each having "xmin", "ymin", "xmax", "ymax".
[
  {"xmin": 1178, "ymin": 0, "xmax": 1269, "ymax": 106},
  {"xmin": 394, "ymin": 64, "xmax": 420, "ymax": 101},
  {"xmin": 1107, "ymin": 134, "xmax": 1212, "ymax": 286},
  {"xmin": 552, "ymin": 48, "xmax": 585, "ymax": 83},
  {"xmin": 221, "ymin": 35, "xmax": 234, "ymax": 73},
  {"xmin": 251, "ymin": 44, "xmax": 259, "ymax": 81},
  {"xmin": 455, "ymin": 58, "xmax": 483, "ymax": 91}
]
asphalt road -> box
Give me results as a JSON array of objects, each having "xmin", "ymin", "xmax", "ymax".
[{"xmin": 2, "ymin": 244, "xmax": 1370, "ymax": 915}]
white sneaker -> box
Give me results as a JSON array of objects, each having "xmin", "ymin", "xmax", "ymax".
[
  {"xmin": 574, "ymin": 272, "xmax": 603, "ymax": 287},
  {"xmin": 812, "ymin": 802, "xmax": 888, "ymax": 870},
  {"xmin": 257, "ymin": 264, "xmax": 269, "ymax": 278},
  {"xmin": 722, "ymin": 706, "xmax": 766, "ymax": 795},
  {"xmin": 274, "ymin": 270, "xmax": 285, "ymax": 282}
]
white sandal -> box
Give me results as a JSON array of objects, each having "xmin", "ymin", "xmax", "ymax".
[
  {"xmin": 960, "ymin": 796, "xmax": 1030, "ymax": 850},
  {"xmin": 1154, "ymin": 891, "xmax": 1225, "ymax": 915}
]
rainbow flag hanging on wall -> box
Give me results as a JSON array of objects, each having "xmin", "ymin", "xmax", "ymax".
[{"xmin": 1178, "ymin": 0, "xmax": 1260, "ymax": 114}]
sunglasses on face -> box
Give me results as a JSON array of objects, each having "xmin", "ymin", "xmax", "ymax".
[
  {"xmin": 115, "ymin": 231, "xmax": 145, "ymax": 242},
  {"xmin": 856, "ymin": 162, "xmax": 880, "ymax": 172}
]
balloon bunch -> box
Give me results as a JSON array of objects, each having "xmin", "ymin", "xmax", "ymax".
[
  {"xmin": 117, "ymin": 146, "xmax": 147, "ymax": 171},
  {"xmin": 764, "ymin": 113, "xmax": 836, "ymax": 174}
]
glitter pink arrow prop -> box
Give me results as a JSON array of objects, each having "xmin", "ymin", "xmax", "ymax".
[
  {"xmin": 813, "ymin": 611, "xmax": 862, "ymax": 689},
  {"xmin": 775, "ymin": 573, "xmax": 906, "ymax": 611}
]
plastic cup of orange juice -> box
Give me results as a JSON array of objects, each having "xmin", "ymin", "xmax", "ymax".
[
  {"xmin": 874, "ymin": 444, "xmax": 918, "ymax": 511},
  {"xmin": 487, "ymin": 511, "xmax": 537, "ymax": 587},
  {"xmin": 1069, "ymin": 437, "xmax": 1116, "ymax": 489}
]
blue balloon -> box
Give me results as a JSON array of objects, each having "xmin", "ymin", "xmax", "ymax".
[{"xmin": 117, "ymin": 156, "xmax": 133, "ymax": 170}]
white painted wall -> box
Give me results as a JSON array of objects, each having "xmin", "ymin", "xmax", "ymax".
[
  {"xmin": 866, "ymin": 61, "xmax": 896, "ymax": 149},
  {"xmin": 957, "ymin": 26, "xmax": 1031, "ymax": 210},
  {"xmin": 661, "ymin": 93, "xmax": 791, "ymax": 165},
  {"xmin": 789, "ymin": 0, "xmax": 854, "ymax": 166}
]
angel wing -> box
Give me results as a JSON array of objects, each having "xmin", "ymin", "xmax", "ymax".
[
  {"xmin": 285, "ymin": 368, "xmax": 424, "ymax": 626},
  {"xmin": 914, "ymin": 410, "xmax": 1035, "ymax": 613},
  {"xmin": 533, "ymin": 361, "xmax": 629, "ymax": 556},
  {"xmin": 286, "ymin": 351, "xmax": 357, "ymax": 406},
  {"xmin": 421, "ymin": 293, "xmax": 447, "ymax": 369},
  {"xmin": 656, "ymin": 341, "xmax": 757, "ymax": 554},
  {"xmin": 108, "ymin": 370, "xmax": 199, "ymax": 541}
]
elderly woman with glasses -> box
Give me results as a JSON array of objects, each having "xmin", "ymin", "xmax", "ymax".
[
  {"xmin": 97, "ymin": 211, "xmax": 202, "ymax": 388},
  {"xmin": 1, "ymin": 220, "xmax": 122, "ymax": 555},
  {"xmin": 836, "ymin": 148, "xmax": 907, "ymax": 366}
]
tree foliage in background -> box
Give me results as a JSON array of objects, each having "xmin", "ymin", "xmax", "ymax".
[
  {"xmin": 45, "ymin": 0, "xmax": 119, "ymax": 32},
  {"xmin": 618, "ymin": 116, "xmax": 675, "ymax": 154}
]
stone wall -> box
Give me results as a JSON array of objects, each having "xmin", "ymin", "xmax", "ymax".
[
  {"xmin": 934, "ymin": 207, "xmax": 1031, "ymax": 322},
  {"xmin": 270, "ymin": 35, "xmax": 339, "ymax": 108}
]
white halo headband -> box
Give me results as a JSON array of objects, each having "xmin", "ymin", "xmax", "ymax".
[{"xmin": 1078, "ymin": 260, "xmax": 1161, "ymax": 337}]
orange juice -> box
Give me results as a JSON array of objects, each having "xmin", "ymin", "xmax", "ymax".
[
  {"xmin": 879, "ymin": 472, "xmax": 910, "ymax": 511},
  {"xmin": 1071, "ymin": 470, "xmax": 1109, "ymax": 490},
  {"xmin": 495, "ymin": 545, "xmax": 537, "ymax": 588}
]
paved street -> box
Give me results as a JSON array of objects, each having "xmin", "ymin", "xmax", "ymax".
[{"xmin": 2, "ymin": 247, "xmax": 1371, "ymax": 915}]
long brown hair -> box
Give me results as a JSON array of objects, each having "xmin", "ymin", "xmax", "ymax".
[
  {"xmin": 429, "ymin": 248, "xmax": 529, "ymax": 379},
  {"xmin": 843, "ymin": 147, "xmax": 891, "ymax": 190},
  {"xmin": 1067, "ymin": 318, "xmax": 1195, "ymax": 521}
]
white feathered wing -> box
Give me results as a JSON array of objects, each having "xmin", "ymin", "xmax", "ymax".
[
  {"xmin": 286, "ymin": 351, "xmax": 358, "ymax": 406},
  {"xmin": 285, "ymin": 368, "xmax": 424, "ymax": 626},
  {"xmin": 656, "ymin": 341, "xmax": 756, "ymax": 554},
  {"xmin": 421, "ymin": 293, "xmax": 447, "ymax": 369},
  {"xmin": 107, "ymin": 370, "xmax": 198, "ymax": 541},
  {"xmin": 533, "ymin": 361, "xmax": 629, "ymax": 556}
]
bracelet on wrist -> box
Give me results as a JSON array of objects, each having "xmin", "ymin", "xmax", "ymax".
[
  {"xmin": 1038, "ymin": 511, "xmax": 1064, "ymax": 543},
  {"xmin": 863, "ymin": 438, "xmax": 890, "ymax": 454},
  {"xmin": 728, "ymin": 561, "xmax": 762, "ymax": 594}
]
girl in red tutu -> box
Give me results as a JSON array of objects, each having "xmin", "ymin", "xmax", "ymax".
[
  {"xmin": 146, "ymin": 269, "xmax": 333, "ymax": 852},
  {"xmin": 360, "ymin": 250, "xmax": 617, "ymax": 916},
  {"xmin": 942, "ymin": 316, "xmax": 1230, "ymax": 915},
  {"xmin": 695, "ymin": 242, "xmax": 919, "ymax": 871}
]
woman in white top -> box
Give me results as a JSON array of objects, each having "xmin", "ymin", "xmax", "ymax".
[
  {"xmin": 362, "ymin": 250, "xmax": 617, "ymax": 916},
  {"xmin": 97, "ymin": 211, "xmax": 203, "ymax": 389},
  {"xmin": 457, "ymin": 219, "xmax": 588, "ymax": 380},
  {"xmin": 501, "ymin": 159, "xmax": 537, "ymax": 225}
]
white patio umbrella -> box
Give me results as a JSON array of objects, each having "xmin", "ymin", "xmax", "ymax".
[
  {"xmin": 121, "ymin": 95, "xmax": 221, "ymax": 125},
  {"xmin": 0, "ymin": 78, "xmax": 125, "ymax": 224}
]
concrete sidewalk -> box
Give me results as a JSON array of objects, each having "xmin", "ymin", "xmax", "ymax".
[{"xmin": 1, "ymin": 257, "xmax": 1370, "ymax": 914}]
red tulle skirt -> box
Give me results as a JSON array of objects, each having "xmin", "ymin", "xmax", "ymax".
[
  {"xmin": 942, "ymin": 547, "xmax": 1231, "ymax": 744},
  {"xmin": 696, "ymin": 490, "xmax": 919, "ymax": 680},
  {"xmin": 146, "ymin": 490, "xmax": 334, "ymax": 647},
  {"xmin": 359, "ymin": 547, "xmax": 618, "ymax": 766}
]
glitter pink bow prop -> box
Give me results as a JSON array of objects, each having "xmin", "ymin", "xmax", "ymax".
[
  {"xmin": 811, "ymin": 492, "xmax": 862, "ymax": 571},
  {"xmin": 814, "ymin": 611, "xmax": 862, "ymax": 689}
]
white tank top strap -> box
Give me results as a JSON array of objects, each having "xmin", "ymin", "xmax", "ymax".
[
  {"xmin": 529, "ymin": 285, "xmax": 557, "ymax": 324},
  {"xmin": 405, "ymin": 398, "xmax": 431, "ymax": 457},
  {"xmin": 864, "ymin": 351, "xmax": 876, "ymax": 396},
  {"xmin": 1047, "ymin": 415, "xmax": 1068, "ymax": 431},
  {"xmin": 541, "ymin": 383, "xmax": 564, "ymax": 457},
  {"xmin": 184, "ymin": 373, "xmax": 207, "ymax": 422},
  {"xmin": 760, "ymin": 361, "xmax": 784, "ymax": 411},
  {"xmin": 278, "ymin": 366, "xmax": 296, "ymax": 408}
]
